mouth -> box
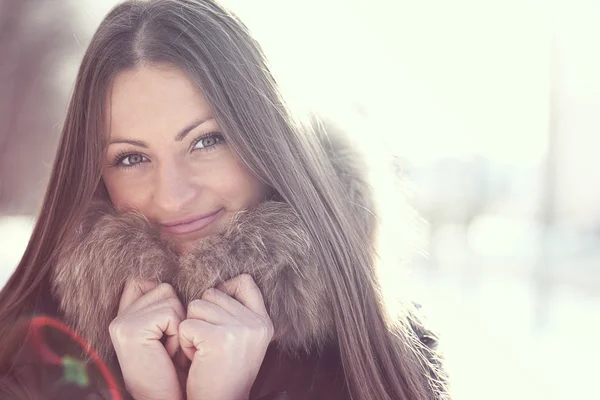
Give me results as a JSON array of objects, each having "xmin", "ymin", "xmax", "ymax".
[{"xmin": 160, "ymin": 208, "xmax": 224, "ymax": 235}]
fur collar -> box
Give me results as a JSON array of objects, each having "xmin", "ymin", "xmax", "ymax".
[{"xmin": 50, "ymin": 119, "xmax": 376, "ymax": 362}]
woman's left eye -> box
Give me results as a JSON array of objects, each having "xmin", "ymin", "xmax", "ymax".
[{"xmin": 193, "ymin": 133, "xmax": 224, "ymax": 150}]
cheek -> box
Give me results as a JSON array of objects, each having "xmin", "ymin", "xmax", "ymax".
[
  {"xmin": 102, "ymin": 174, "xmax": 151, "ymax": 212},
  {"xmin": 211, "ymin": 158, "xmax": 270, "ymax": 209}
]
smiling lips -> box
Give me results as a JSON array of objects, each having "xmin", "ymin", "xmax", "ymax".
[{"xmin": 161, "ymin": 208, "xmax": 224, "ymax": 235}]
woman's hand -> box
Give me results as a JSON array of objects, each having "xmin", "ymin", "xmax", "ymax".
[
  {"xmin": 180, "ymin": 274, "xmax": 274, "ymax": 400},
  {"xmin": 109, "ymin": 280, "xmax": 186, "ymax": 400}
]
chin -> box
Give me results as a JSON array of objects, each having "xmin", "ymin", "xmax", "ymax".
[
  {"xmin": 172, "ymin": 223, "xmax": 225, "ymax": 255},
  {"xmin": 174, "ymin": 239, "xmax": 197, "ymax": 255}
]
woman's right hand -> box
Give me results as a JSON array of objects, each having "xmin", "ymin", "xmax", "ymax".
[{"xmin": 109, "ymin": 280, "xmax": 186, "ymax": 400}]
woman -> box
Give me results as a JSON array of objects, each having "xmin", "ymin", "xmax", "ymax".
[{"xmin": 0, "ymin": 0, "xmax": 447, "ymax": 399}]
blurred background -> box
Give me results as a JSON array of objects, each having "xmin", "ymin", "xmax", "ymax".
[{"xmin": 1, "ymin": 0, "xmax": 598, "ymax": 398}]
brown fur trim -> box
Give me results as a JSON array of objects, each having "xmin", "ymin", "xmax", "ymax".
[
  {"xmin": 175, "ymin": 201, "xmax": 334, "ymax": 355},
  {"xmin": 51, "ymin": 200, "xmax": 334, "ymax": 362},
  {"xmin": 50, "ymin": 202, "xmax": 179, "ymax": 361}
]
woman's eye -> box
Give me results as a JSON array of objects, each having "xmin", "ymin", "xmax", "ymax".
[
  {"xmin": 120, "ymin": 154, "xmax": 145, "ymax": 166},
  {"xmin": 193, "ymin": 134, "xmax": 223, "ymax": 150}
]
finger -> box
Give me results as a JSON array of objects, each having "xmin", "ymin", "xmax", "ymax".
[
  {"xmin": 133, "ymin": 298, "xmax": 186, "ymax": 357},
  {"xmin": 126, "ymin": 282, "xmax": 180, "ymax": 314},
  {"xmin": 217, "ymin": 274, "xmax": 268, "ymax": 317},
  {"xmin": 201, "ymin": 287, "xmax": 248, "ymax": 318},
  {"xmin": 164, "ymin": 329, "xmax": 181, "ymax": 358},
  {"xmin": 110, "ymin": 304, "xmax": 183, "ymax": 346},
  {"xmin": 138, "ymin": 297, "xmax": 186, "ymax": 326},
  {"xmin": 118, "ymin": 279, "xmax": 159, "ymax": 314},
  {"xmin": 178, "ymin": 318, "xmax": 214, "ymax": 361},
  {"xmin": 187, "ymin": 298, "xmax": 236, "ymax": 324},
  {"xmin": 147, "ymin": 305, "xmax": 183, "ymax": 350}
]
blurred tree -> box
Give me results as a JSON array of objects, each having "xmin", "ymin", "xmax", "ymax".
[{"xmin": 0, "ymin": 0, "xmax": 78, "ymax": 215}]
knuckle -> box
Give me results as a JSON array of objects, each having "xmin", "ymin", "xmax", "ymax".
[
  {"xmin": 108, "ymin": 319, "xmax": 119, "ymax": 336},
  {"xmin": 249, "ymin": 313, "xmax": 274, "ymax": 337},
  {"xmin": 264, "ymin": 320, "xmax": 274, "ymax": 338},
  {"xmin": 109, "ymin": 318, "xmax": 129, "ymax": 341},
  {"xmin": 257, "ymin": 318, "xmax": 274, "ymax": 340},
  {"xmin": 202, "ymin": 288, "xmax": 218, "ymax": 300},
  {"xmin": 178, "ymin": 319, "xmax": 191, "ymax": 335},
  {"xmin": 187, "ymin": 298, "xmax": 207, "ymax": 318},
  {"xmin": 238, "ymin": 273, "xmax": 254, "ymax": 285},
  {"xmin": 178, "ymin": 318, "xmax": 189, "ymax": 329},
  {"xmin": 166, "ymin": 296, "xmax": 183, "ymax": 310},
  {"xmin": 157, "ymin": 282, "xmax": 176, "ymax": 297},
  {"xmin": 188, "ymin": 298, "xmax": 203, "ymax": 311},
  {"xmin": 164, "ymin": 305, "xmax": 181, "ymax": 319}
]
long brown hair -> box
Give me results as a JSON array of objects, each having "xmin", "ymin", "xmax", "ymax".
[{"xmin": 0, "ymin": 1, "xmax": 445, "ymax": 399}]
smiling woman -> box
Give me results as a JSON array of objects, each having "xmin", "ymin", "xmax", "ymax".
[{"xmin": 0, "ymin": 1, "xmax": 447, "ymax": 400}]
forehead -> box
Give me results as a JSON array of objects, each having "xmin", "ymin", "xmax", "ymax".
[{"xmin": 107, "ymin": 64, "xmax": 213, "ymax": 138}]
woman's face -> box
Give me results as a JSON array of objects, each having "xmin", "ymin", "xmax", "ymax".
[{"xmin": 102, "ymin": 64, "xmax": 270, "ymax": 253}]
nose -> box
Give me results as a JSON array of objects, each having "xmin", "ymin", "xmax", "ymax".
[{"xmin": 152, "ymin": 158, "xmax": 198, "ymax": 215}]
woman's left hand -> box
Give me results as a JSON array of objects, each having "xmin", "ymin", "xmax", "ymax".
[{"xmin": 180, "ymin": 274, "xmax": 274, "ymax": 400}]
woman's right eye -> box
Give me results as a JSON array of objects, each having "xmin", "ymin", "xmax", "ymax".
[{"xmin": 115, "ymin": 153, "xmax": 147, "ymax": 168}]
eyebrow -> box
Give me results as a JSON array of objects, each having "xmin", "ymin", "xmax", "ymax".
[{"xmin": 109, "ymin": 117, "xmax": 212, "ymax": 147}]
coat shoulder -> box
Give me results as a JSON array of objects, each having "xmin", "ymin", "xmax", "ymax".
[{"xmin": 250, "ymin": 344, "xmax": 348, "ymax": 400}]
